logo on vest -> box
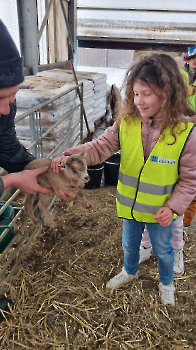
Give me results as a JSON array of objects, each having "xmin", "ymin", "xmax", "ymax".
[{"xmin": 150, "ymin": 156, "xmax": 176, "ymax": 165}]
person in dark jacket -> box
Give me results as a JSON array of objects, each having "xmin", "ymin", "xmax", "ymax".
[
  {"xmin": 0, "ymin": 19, "xmax": 58, "ymax": 320},
  {"xmin": 0, "ymin": 18, "xmax": 76, "ymax": 321}
]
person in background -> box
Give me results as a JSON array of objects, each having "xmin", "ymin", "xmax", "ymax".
[
  {"xmin": 180, "ymin": 47, "xmax": 196, "ymax": 234},
  {"xmin": 52, "ymin": 53, "xmax": 196, "ymax": 305},
  {"xmin": 181, "ymin": 46, "xmax": 196, "ymax": 110}
]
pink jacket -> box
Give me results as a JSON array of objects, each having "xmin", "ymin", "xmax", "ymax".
[{"xmin": 63, "ymin": 116, "xmax": 196, "ymax": 216}]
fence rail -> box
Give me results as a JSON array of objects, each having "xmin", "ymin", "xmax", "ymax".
[{"xmin": 0, "ymin": 82, "xmax": 84, "ymax": 294}]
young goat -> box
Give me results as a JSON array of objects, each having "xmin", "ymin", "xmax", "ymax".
[{"xmin": 23, "ymin": 150, "xmax": 90, "ymax": 228}]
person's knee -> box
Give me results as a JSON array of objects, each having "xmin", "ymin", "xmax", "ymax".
[{"xmin": 153, "ymin": 246, "xmax": 173, "ymax": 260}]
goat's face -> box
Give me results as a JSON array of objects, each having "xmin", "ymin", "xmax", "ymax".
[{"xmin": 59, "ymin": 153, "xmax": 90, "ymax": 188}]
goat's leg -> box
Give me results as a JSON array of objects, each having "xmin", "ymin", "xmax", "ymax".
[
  {"xmin": 38, "ymin": 194, "xmax": 55, "ymax": 228},
  {"xmin": 23, "ymin": 194, "xmax": 38, "ymax": 223},
  {"xmin": 65, "ymin": 200, "xmax": 74, "ymax": 212},
  {"xmin": 76, "ymin": 190, "xmax": 90, "ymax": 208}
]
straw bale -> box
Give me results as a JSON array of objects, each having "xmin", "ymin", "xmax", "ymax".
[{"xmin": 0, "ymin": 186, "xmax": 196, "ymax": 349}]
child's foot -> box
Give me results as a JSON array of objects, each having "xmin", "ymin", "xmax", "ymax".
[
  {"xmin": 106, "ymin": 267, "xmax": 138, "ymax": 289},
  {"xmin": 159, "ymin": 282, "xmax": 175, "ymax": 306},
  {"xmin": 139, "ymin": 245, "xmax": 152, "ymax": 263},
  {"xmin": 174, "ymin": 248, "xmax": 184, "ymax": 275},
  {"xmin": 139, "ymin": 246, "xmax": 184, "ymax": 275}
]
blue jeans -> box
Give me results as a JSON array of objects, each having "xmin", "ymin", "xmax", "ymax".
[{"xmin": 122, "ymin": 219, "xmax": 174, "ymax": 285}]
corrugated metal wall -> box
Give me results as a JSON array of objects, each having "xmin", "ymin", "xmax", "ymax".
[
  {"xmin": 77, "ymin": 0, "xmax": 196, "ymax": 44},
  {"xmin": 77, "ymin": 48, "xmax": 134, "ymax": 68}
]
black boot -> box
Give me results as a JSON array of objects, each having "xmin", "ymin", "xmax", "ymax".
[{"xmin": 0, "ymin": 296, "xmax": 14, "ymax": 321}]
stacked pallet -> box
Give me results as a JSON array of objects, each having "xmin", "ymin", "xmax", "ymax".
[
  {"xmin": 15, "ymin": 70, "xmax": 107, "ymax": 158},
  {"xmin": 37, "ymin": 69, "xmax": 108, "ymax": 128},
  {"xmin": 75, "ymin": 70, "xmax": 108, "ymax": 124}
]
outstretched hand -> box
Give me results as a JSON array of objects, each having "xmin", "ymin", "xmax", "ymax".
[
  {"xmin": 11, "ymin": 166, "xmax": 54, "ymax": 194},
  {"xmin": 154, "ymin": 207, "xmax": 173, "ymax": 226}
]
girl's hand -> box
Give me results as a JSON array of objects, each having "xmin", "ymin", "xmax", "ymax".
[
  {"xmin": 154, "ymin": 207, "xmax": 173, "ymax": 226},
  {"xmin": 51, "ymin": 156, "xmax": 68, "ymax": 173},
  {"xmin": 50, "ymin": 157, "xmax": 77, "ymax": 200}
]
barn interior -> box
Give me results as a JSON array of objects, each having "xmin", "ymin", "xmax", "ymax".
[{"xmin": 0, "ymin": 1, "xmax": 196, "ymax": 348}]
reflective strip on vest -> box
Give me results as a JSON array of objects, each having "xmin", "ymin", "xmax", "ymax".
[
  {"xmin": 118, "ymin": 171, "xmax": 174, "ymax": 195},
  {"xmin": 116, "ymin": 118, "xmax": 194, "ymax": 223}
]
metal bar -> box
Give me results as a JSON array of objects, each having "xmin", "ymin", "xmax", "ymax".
[
  {"xmin": 80, "ymin": 83, "xmax": 83, "ymax": 144},
  {"xmin": 0, "ymin": 208, "xmax": 24, "ymax": 246},
  {"xmin": 17, "ymin": 0, "xmax": 39, "ymax": 74},
  {"xmin": 0, "ymin": 226, "xmax": 40, "ymax": 295},
  {"xmin": 40, "ymin": 103, "xmax": 80, "ymax": 139},
  {"xmin": 45, "ymin": 0, "xmax": 50, "ymax": 64},
  {"xmin": 15, "ymin": 83, "xmax": 82, "ymax": 122},
  {"xmin": 59, "ymin": 0, "xmax": 75, "ymax": 55},
  {"xmin": 0, "ymin": 191, "xmax": 21, "ymax": 217},
  {"xmin": 37, "ymin": 0, "xmax": 55, "ymax": 43},
  {"xmin": 37, "ymin": 110, "xmax": 42, "ymax": 158},
  {"xmin": 27, "ymin": 103, "xmax": 81, "ymax": 151},
  {"xmin": 68, "ymin": 0, "xmax": 77, "ymax": 66},
  {"xmin": 78, "ymin": 37, "xmax": 196, "ymax": 51},
  {"xmin": 47, "ymin": 120, "xmax": 80, "ymax": 158},
  {"xmin": 77, "ymin": 6, "xmax": 196, "ymax": 13},
  {"xmin": 53, "ymin": 0, "xmax": 58, "ymax": 63},
  {"xmin": 48, "ymin": 195, "xmax": 57, "ymax": 210},
  {"xmin": 0, "ymin": 223, "xmax": 36, "ymax": 280},
  {"xmin": 69, "ymin": 132, "xmax": 80, "ymax": 148},
  {"xmin": 0, "ymin": 217, "xmax": 27, "ymax": 262},
  {"xmin": 29, "ymin": 113, "xmax": 38, "ymax": 157},
  {"xmin": 70, "ymin": 59, "xmax": 92, "ymax": 141}
]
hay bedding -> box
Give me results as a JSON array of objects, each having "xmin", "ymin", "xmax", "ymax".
[{"xmin": 0, "ymin": 186, "xmax": 196, "ymax": 349}]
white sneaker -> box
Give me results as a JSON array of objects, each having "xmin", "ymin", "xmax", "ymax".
[
  {"xmin": 106, "ymin": 267, "xmax": 138, "ymax": 289},
  {"xmin": 174, "ymin": 249, "xmax": 184, "ymax": 275},
  {"xmin": 139, "ymin": 246, "xmax": 152, "ymax": 263},
  {"xmin": 159, "ymin": 282, "xmax": 175, "ymax": 306}
]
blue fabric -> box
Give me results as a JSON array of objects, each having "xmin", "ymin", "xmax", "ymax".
[{"xmin": 122, "ymin": 218, "xmax": 174, "ymax": 285}]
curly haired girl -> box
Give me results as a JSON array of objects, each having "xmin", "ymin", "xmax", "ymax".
[{"xmin": 52, "ymin": 52, "xmax": 196, "ymax": 306}]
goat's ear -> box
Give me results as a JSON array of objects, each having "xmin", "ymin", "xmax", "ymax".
[
  {"xmin": 79, "ymin": 147, "xmax": 90, "ymax": 158},
  {"xmin": 58, "ymin": 162, "xmax": 67, "ymax": 169}
]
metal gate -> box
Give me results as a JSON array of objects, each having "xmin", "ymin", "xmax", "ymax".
[{"xmin": 0, "ymin": 83, "xmax": 84, "ymax": 294}]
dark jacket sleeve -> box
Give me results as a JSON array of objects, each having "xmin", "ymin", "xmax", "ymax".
[
  {"xmin": 0, "ymin": 177, "xmax": 4, "ymax": 197},
  {"xmin": 0, "ymin": 101, "xmax": 35, "ymax": 173}
]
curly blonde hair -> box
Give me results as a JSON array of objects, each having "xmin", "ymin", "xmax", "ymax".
[{"xmin": 116, "ymin": 52, "xmax": 195, "ymax": 141}]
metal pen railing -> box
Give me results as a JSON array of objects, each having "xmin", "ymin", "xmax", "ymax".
[{"xmin": 0, "ymin": 82, "xmax": 84, "ymax": 294}]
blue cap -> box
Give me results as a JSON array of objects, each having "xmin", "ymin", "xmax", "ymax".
[{"xmin": 183, "ymin": 46, "xmax": 196, "ymax": 61}]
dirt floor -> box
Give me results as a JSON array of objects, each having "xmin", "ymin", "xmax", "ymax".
[{"xmin": 0, "ymin": 185, "xmax": 196, "ymax": 349}]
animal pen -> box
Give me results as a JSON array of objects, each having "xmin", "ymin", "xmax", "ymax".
[{"xmin": 0, "ymin": 81, "xmax": 84, "ymax": 295}]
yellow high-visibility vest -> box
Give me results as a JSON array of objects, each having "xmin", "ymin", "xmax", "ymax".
[
  {"xmin": 116, "ymin": 118, "xmax": 194, "ymax": 223},
  {"xmin": 180, "ymin": 69, "xmax": 196, "ymax": 110}
]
